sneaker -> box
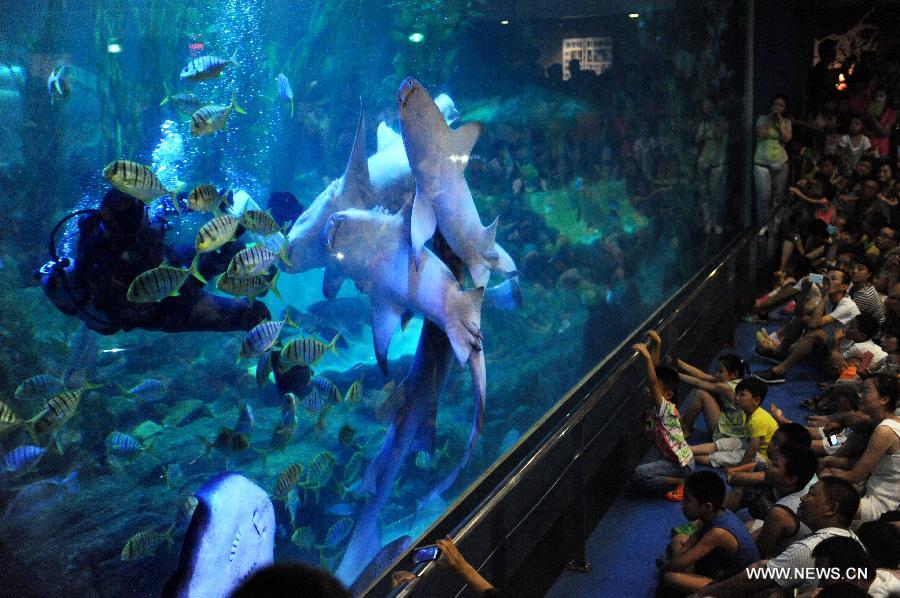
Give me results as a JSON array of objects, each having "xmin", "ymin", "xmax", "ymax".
[
  {"xmin": 752, "ymin": 369, "xmax": 785, "ymax": 384},
  {"xmin": 665, "ymin": 484, "xmax": 685, "ymax": 502},
  {"xmin": 753, "ymin": 345, "xmax": 783, "ymax": 364}
]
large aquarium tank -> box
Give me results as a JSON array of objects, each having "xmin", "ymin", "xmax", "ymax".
[{"xmin": 0, "ymin": 1, "xmax": 748, "ymax": 595}]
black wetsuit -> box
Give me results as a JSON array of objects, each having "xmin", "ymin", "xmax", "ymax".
[{"xmin": 55, "ymin": 188, "xmax": 270, "ymax": 334}]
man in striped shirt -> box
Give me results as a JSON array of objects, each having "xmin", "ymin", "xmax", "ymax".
[{"xmin": 849, "ymin": 256, "xmax": 885, "ymax": 325}]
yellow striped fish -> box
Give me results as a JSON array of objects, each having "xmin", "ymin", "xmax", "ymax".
[
  {"xmin": 239, "ymin": 317, "xmax": 290, "ymax": 359},
  {"xmin": 120, "ymin": 525, "xmax": 174, "ymax": 561},
  {"xmin": 103, "ymin": 160, "xmax": 178, "ymax": 210},
  {"xmin": 280, "ymin": 333, "xmax": 340, "ymax": 369},
  {"xmin": 344, "ymin": 376, "xmax": 364, "ymax": 405},
  {"xmin": 189, "ymin": 93, "xmax": 246, "ymax": 137},
  {"xmin": 273, "ymin": 463, "xmax": 304, "ymax": 501},
  {"xmin": 240, "ymin": 210, "xmax": 281, "ymax": 236},
  {"xmin": 226, "ymin": 244, "xmax": 288, "ymax": 278},
  {"xmin": 126, "ymin": 263, "xmax": 206, "ymax": 303},
  {"xmin": 216, "ymin": 271, "xmax": 281, "ymax": 301},
  {"xmin": 188, "ymin": 184, "xmax": 228, "ymax": 212},
  {"xmin": 180, "ymin": 50, "xmax": 237, "ymax": 82},
  {"xmin": 0, "ymin": 401, "xmax": 21, "ymax": 433},
  {"xmin": 195, "ymin": 214, "xmax": 240, "ymax": 253},
  {"xmin": 30, "ymin": 388, "xmax": 85, "ymax": 438}
]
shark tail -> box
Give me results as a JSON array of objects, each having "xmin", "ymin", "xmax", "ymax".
[{"xmin": 445, "ymin": 287, "xmax": 484, "ymax": 367}]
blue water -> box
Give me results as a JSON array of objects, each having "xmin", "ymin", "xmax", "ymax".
[{"xmin": 0, "ymin": 1, "xmax": 741, "ymax": 595}]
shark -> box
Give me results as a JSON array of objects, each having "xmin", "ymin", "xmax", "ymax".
[
  {"xmin": 283, "ymin": 95, "xmax": 462, "ymax": 298},
  {"xmin": 323, "ymin": 203, "xmax": 486, "ymax": 414},
  {"xmin": 162, "ymin": 473, "xmax": 275, "ymax": 598},
  {"xmin": 335, "ymin": 320, "xmax": 453, "ymax": 587},
  {"xmin": 398, "ymin": 77, "xmax": 518, "ymax": 288}
]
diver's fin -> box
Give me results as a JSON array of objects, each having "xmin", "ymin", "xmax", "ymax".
[
  {"xmin": 322, "ymin": 262, "xmax": 345, "ymax": 300},
  {"xmin": 410, "ymin": 194, "xmax": 436, "ymax": 268},
  {"xmin": 448, "ymin": 122, "xmax": 482, "ymax": 173},
  {"xmin": 371, "ymin": 301, "xmax": 402, "ymax": 376},
  {"xmin": 376, "ymin": 121, "xmax": 401, "ymax": 151}
]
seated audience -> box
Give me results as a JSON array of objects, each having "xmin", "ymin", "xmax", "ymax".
[
  {"xmin": 690, "ymin": 378, "xmax": 778, "ymax": 468},
  {"xmin": 657, "ymin": 471, "xmax": 760, "ymax": 595}
]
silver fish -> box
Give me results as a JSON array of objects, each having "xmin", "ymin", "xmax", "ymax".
[{"xmin": 180, "ymin": 51, "xmax": 237, "ymax": 82}]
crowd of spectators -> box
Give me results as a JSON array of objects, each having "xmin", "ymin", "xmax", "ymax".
[{"xmin": 627, "ymin": 43, "xmax": 900, "ymax": 597}]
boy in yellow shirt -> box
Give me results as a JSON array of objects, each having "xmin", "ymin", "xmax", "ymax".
[{"xmin": 692, "ymin": 378, "xmax": 779, "ymax": 467}]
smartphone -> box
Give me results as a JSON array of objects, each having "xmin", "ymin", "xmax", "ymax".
[
  {"xmin": 826, "ymin": 434, "xmax": 841, "ymax": 447},
  {"xmin": 413, "ymin": 545, "xmax": 441, "ymax": 564},
  {"xmin": 809, "ymin": 273, "xmax": 824, "ymax": 285}
]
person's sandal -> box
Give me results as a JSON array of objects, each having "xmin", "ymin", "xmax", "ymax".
[{"xmin": 665, "ymin": 484, "xmax": 685, "ymax": 502}]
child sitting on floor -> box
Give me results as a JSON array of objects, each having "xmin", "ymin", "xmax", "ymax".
[{"xmin": 690, "ymin": 378, "xmax": 779, "ymax": 468}]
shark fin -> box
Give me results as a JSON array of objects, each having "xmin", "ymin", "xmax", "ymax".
[
  {"xmin": 410, "ymin": 194, "xmax": 436, "ymax": 268},
  {"xmin": 448, "ymin": 122, "xmax": 483, "ymax": 173},
  {"xmin": 322, "ymin": 262, "xmax": 345, "ymax": 299},
  {"xmin": 371, "ymin": 301, "xmax": 402, "ymax": 376},
  {"xmin": 481, "ymin": 216, "xmax": 499, "ymax": 260},
  {"xmin": 376, "ymin": 121, "xmax": 401, "ymax": 151},
  {"xmin": 445, "ymin": 287, "xmax": 484, "ymax": 366},
  {"xmin": 340, "ymin": 101, "xmax": 371, "ymax": 205}
]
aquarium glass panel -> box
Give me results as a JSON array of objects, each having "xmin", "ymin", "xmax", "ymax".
[{"xmin": 0, "ymin": 0, "xmax": 747, "ymax": 594}]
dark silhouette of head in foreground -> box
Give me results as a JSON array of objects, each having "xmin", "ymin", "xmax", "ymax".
[{"xmin": 229, "ymin": 562, "xmax": 351, "ymax": 598}]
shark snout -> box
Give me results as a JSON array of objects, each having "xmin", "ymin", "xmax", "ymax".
[{"xmin": 397, "ymin": 77, "xmax": 418, "ymax": 108}]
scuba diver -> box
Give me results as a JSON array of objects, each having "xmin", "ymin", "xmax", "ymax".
[{"xmin": 35, "ymin": 187, "xmax": 272, "ymax": 335}]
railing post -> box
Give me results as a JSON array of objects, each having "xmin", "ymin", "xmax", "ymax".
[{"xmin": 565, "ymin": 421, "xmax": 590, "ymax": 573}]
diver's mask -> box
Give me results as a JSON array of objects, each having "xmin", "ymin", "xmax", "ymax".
[{"xmin": 35, "ymin": 257, "xmax": 86, "ymax": 315}]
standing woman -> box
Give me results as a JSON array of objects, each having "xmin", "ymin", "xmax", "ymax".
[
  {"xmin": 695, "ymin": 98, "xmax": 729, "ymax": 234},
  {"xmin": 753, "ymin": 94, "xmax": 793, "ymax": 222}
]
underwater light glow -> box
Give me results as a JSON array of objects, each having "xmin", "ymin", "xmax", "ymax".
[
  {"xmin": 628, "ymin": 13, "xmax": 640, "ymax": 18},
  {"xmin": 500, "ymin": 20, "xmax": 509, "ymax": 25},
  {"xmin": 408, "ymin": 32, "xmax": 425, "ymax": 43},
  {"xmin": 107, "ymin": 39, "xmax": 122, "ymax": 53}
]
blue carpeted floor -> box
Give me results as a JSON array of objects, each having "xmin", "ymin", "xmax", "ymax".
[{"xmin": 546, "ymin": 321, "xmax": 821, "ymax": 597}]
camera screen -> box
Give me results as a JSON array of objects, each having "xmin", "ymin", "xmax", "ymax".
[{"xmin": 413, "ymin": 545, "xmax": 441, "ymax": 564}]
